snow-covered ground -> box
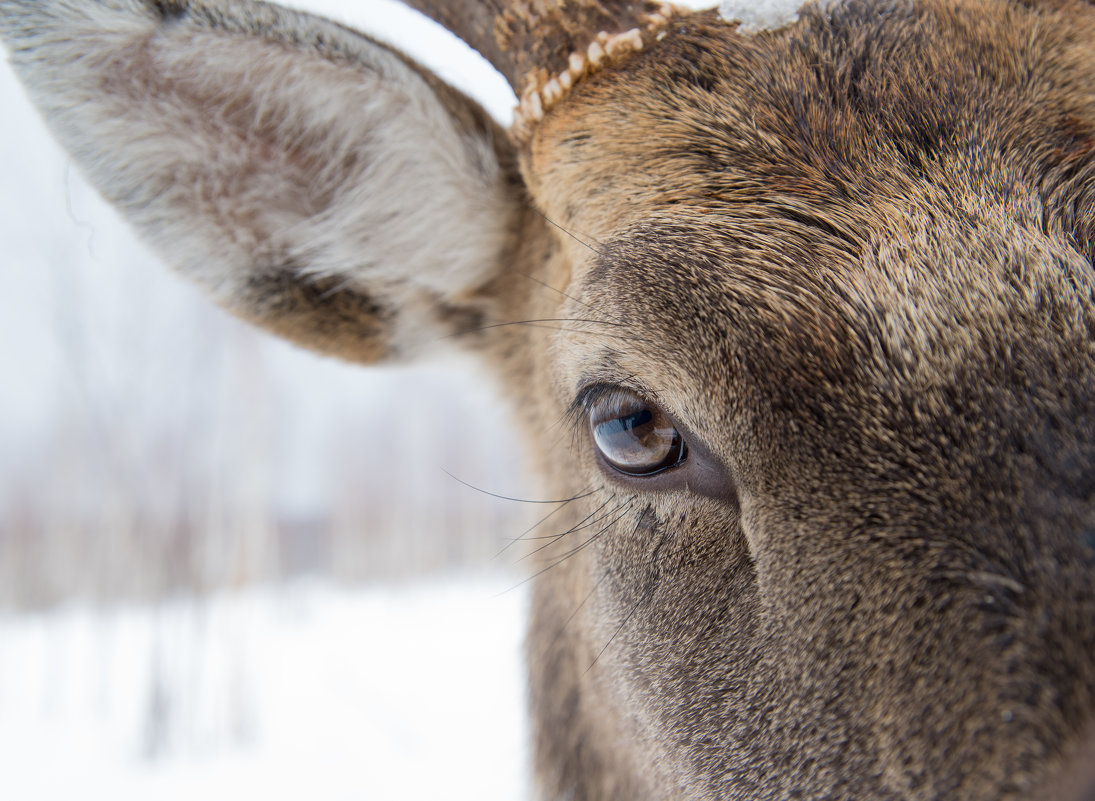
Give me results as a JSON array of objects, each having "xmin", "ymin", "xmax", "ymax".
[{"xmin": 0, "ymin": 576, "xmax": 529, "ymax": 801}]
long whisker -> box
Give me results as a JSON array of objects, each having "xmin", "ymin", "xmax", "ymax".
[
  {"xmin": 514, "ymin": 497, "xmax": 615, "ymax": 562},
  {"xmin": 547, "ymin": 571, "xmax": 607, "ymax": 652},
  {"xmin": 515, "ymin": 495, "xmax": 627, "ymax": 563},
  {"xmin": 446, "ymin": 317, "xmax": 658, "ymax": 351},
  {"xmin": 493, "ymin": 485, "xmax": 596, "ymax": 559},
  {"xmin": 586, "ymin": 509, "xmax": 661, "ymax": 674},
  {"xmin": 531, "ymin": 499, "xmax": 636, "ymax": 571},
  {"xmin": 586, "ymin": 583, "xmax": 652, "ymax": 673},
  {"xmin": 490, "ymin": 324, "xmax": 636, "ymax": 341},
  {"xmin": 503, "ymin": 495, "xmax": 612, "ymax": 559},
  {"xmin": 516, "ymin": 271, "xmax": 628, "ymax": 327},
  {"xmin": 446, "ymin": 316, "xmax": 628, "ymax": 336},
  {"xmin": 443, "ymin": 318, "xmax": 653, "ymax": 349},
  {"xmin": 441, "ymin": 469, "xmax": 599, "ymax": 505},
  {"xmin": 499, "ymin": 499, "xmax": 636, "ymax": 595},
  {"xmin": 532, "ymin": 208, "xmax": 606, "ymax": 254}
]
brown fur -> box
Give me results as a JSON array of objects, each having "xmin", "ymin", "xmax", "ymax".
[
  {"xmin": 501, "ymin": 2, "xmax": 1095, "ymax": 797},
  {"xmin": 3, "ymin": 0, "xmax": 1095, "ymax": 798}
]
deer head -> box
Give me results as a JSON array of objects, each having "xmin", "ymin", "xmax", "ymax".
[{"xmin": 2, "ymin": 0, "xmax": 1094, "ymax": 798}]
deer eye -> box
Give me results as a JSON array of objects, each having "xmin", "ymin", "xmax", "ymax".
[{"xmin": 588, "ymin": 389, "xmax": 686, "ymax": 476}]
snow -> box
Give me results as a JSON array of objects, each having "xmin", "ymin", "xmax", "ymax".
[
  {"xmin": 0, "ymin": 577, "xmax": 529, "ymax": 801},
  {"xmin": 719, "ymin": 0, "xmax": 805, "ymax": 32}
]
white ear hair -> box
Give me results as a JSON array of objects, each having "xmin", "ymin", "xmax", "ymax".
[{"xmin": 1, "ymin": 0, "xmax": 521, "ymax": 358}]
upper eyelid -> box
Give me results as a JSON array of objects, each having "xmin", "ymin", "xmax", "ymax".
[
  {"xmin": 567, "ymin": 380, "xmax": 672, "ymax": 437},
  {"xmin": 568, "ymin": 381, "xmax": 639, "ymax": 421}
]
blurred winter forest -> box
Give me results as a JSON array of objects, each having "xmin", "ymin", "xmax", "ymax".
[
  {"xmin": 0, "ymin": 0, "xmax": 535, "ymax": 609},
  {"xmin": 0, "ymin": 2, "xmax": 540, "ymax": 797}
]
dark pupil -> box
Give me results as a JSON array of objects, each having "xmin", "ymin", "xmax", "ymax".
[{"xmin": 603, "ymin": 409, "xmax": 652, "ymax": 438}]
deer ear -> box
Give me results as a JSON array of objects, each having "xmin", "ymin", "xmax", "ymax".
[{"xmin": 0, "ymin": 0, "xmax": 524, "ymax": 363}]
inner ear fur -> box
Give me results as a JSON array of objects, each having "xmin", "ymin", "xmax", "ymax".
[{"xmin": 0, "ymin": 0, "xmax": 527, "ymax": 363}]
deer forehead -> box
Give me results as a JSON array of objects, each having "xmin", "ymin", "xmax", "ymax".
[
  {"xmin": 522, "ymin": 4, "xmax": 1095, "ymax": 418},
  {"xmin": 540, "ymin": 5, "xmax": 1089, "ymax": 197},
  {"xmin": 526, "ymin": 4, "xmax": 1094, "ymax": 232}
]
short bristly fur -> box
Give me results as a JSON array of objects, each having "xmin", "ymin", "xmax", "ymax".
[{"xmin": 2, "ymin": 0, "xmax": 1094, "ymax": 799}]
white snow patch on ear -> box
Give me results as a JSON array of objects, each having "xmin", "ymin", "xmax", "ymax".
[{"xmin": 719, "ymin": 0, "xmax": 804, "ymax": 32}]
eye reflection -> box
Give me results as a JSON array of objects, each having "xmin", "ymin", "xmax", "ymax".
[{"xmin": 589, "ymin": 389, "xmax": 685, "ymax": 476}]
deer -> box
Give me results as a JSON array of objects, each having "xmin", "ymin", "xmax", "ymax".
[{"xmin": 2, "ymin": 0, "xmax": 1095, "ymax": 798}]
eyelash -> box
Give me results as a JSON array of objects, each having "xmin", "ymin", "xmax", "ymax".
[{"xmin": 566, "ymin": 381, "xmax": 650, "ymax": 440}]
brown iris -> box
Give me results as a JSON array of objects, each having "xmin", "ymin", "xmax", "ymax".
[{"xmin": 589, "ymin": 389, "xmax": 685, "ymax": 476}]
